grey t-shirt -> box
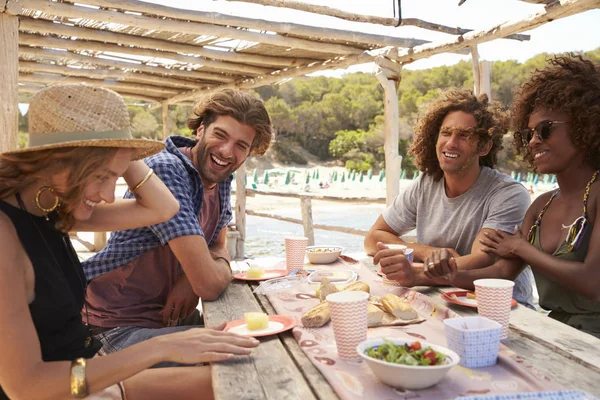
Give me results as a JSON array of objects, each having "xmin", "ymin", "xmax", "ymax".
[{"xmin": 382, "ymin": 166, "xmax": 535, "ymax": 308}]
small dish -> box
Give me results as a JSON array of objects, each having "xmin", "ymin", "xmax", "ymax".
[
  {"xmin": 441, "ymin": 291, "xmax": 518, "ymax": 308},
  {"xmin": 232, "ymin": 270, "xmax": 288, "ymax": 281},
  {"xmin": 224, "ymin": 315, "xmax": 297, "ymax": 337},
  {"xmin": 305, "ymin": 246, "xmax": 343, "ymax": 264},
  {"xmin": 306, "ymin": 269, "xmax": 357, "ymax": 285}
]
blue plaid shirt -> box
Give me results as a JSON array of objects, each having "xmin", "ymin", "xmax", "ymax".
[{"xmin": 83, "ymin": 136, "xmax": 233, "ymax": 281}]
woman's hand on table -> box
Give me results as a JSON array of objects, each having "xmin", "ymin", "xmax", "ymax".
[
  {"xmin": 373, "ymin": 242, "xmax": 416, "ymax": 287},
  {"xmin": 153, "ymin": 323, "xmax": 260, "ymax": 364},
  {"xmin": 423, "ymin": 248, "xmax": 458, "ymax": 285},
  {"xmin": 480, "ymin": 226, "xmax": 526, "ymax": 258}
]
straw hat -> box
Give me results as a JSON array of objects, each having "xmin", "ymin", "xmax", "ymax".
[{"xmin": 2, "ymin": 84, "xmax": 164, "ymax": 160}]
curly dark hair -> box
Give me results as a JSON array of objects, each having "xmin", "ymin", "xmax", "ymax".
[
  {"xmin": 512, "ymin": 54, "xmax": 600, "ymax": 170},
  {"xmin": 409, "ymin": 89, "xmax": 507, "ymax": 181},
  {"xmin": 187, "ymin": 89, "xmax": 273, "ymax": 156}
]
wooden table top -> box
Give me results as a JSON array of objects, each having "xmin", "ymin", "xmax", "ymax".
[{"xmin": 202, "ymin": 258, "xmax": 600, "ymax": 399}]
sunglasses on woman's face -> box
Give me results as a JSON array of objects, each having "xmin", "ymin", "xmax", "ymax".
[{"xmin": 518, "ymin": 120, "xmax": 565, "ymax": 146}]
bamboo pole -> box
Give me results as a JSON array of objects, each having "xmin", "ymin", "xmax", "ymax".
[
  {"xmin": 70, "ymin": 0, "xmax": 435, "ymax": 49},
  {"xmin": 300, "ymin": 196, "xmax": 315, "ymax": 246},
  {"xmin": 393, "ymin": 0, "xmax": 600, "ymax": 64},
  {"xmin": 19, "ymin": 73, "xmax": 181, "ymax": 97},
  {"xmin": 235, "ymin": 163, "xmax": 247, "ymax": 260},
  {"xmin": 19, "ymin": 46, "xmax": 233, "ymax": 83},
  {"xmin": 225, "ymin": 0, "xmax": 530, "ymax": 41},
  {"xmin": 470, "ymin": 45, "xmax": 481, "ymax": 96},
  {"xmin": 19, "ymin": 61, "xmax": 202, "ymax": 90},
  {"xmin": 19, "ymin": 19, "xmax": 318, "ymax": 69},
  {"xmin": 19, "ymin": 33, "xmax": 272, "ymax": 77},
  {"xmin": 375, "ymin": 66, "xmax": 402, "ymax": 206},
  {"xmin": 0, "ymin": 12, "xmax": 18, "ymax": 152},
  {"xmin": 9, "ymin": 0, "xmax": 364, "ymax": 56}
]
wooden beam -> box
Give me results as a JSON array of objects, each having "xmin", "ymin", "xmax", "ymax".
[
  {"xmin": 19, "ymin": 33, "xmax": 273, "ymax": 77},
  {"xmin": 235, "ymin": 163, "xmax": 247, "ymax": 260},
  {"xmin": 19, "ymin": 18, "xmax": 318, "ymax": 69},
  {"xmin": 391, "ymin": 0, "xmax": 599, "ymax": 64},
  {"xmin": 161, "ymin": 103, "xmax": 168, "ymax": 140},
  {"xmin": 19, "ymin": 61, "xmax": 202, "ymax": 90},
  {"xmin": 19, "ymin": 73, "xmax": 181, "ymax": 97},
  {"xmin": 225, "ymin": 0, "xmax": 530, "ymax": 41},
  {"xmin": 0, "ymin": 13, "xmax": 19, "ymax": 152},
  {"xmin": 19, "ymin": 46, "xmax": 234, "ymax": 83},
  {"xmin": 70, "ymin": 0, "xmax": 435, "ymax": 49},
  {"xmin": 480, "ymin": 61, "xmax": 492, "ymax": 100},
  {"xmin": 375, "ymin": 69, "xmax": 402, "ymax": 206},
  {"xmin": 8, "ymin": 0, "xmax": 365, "ymax": 56},
  {"xmin": 470, "ymin": 45, "xmax": 481, "ymax": 96},
  {"xmin": 246, "ymin": 210, "xmax": 369, "ymax": 236},
  {"xmin": 300, "ymin": 196, "xmax": 315, "ymax": 246}
]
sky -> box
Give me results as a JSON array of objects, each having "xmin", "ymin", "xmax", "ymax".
[{"xmin": 147, "ymin": 0, "xmax": 600, "ymax": 76}]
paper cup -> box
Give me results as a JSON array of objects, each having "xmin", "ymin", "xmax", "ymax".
[
  {"xmin": 285, "ymin": 236, "xmax": 308, "ymax": 273},
  {"xmin": 474, "ymin": 279, "xmax": 515, "ymax": 339},
  {"xmin": 381, "ymin": 246, "xmax": 414, "ymax": 286},
  {"xmin": 444, "ymin": 316, "xmax": 502, "ymax": 368},
  {"xmin": 327, "ymin": 291, "xmax": 369, "ymax": 359}
]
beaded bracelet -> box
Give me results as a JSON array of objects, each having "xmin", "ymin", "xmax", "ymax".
[{"xmin": 131, "ymin": 169, "xmax": 154, "ymax": 193}]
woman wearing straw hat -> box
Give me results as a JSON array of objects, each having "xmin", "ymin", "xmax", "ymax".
[{"xmin": 0, "ymin": 84, "xmax": 259, "ymax": 399}]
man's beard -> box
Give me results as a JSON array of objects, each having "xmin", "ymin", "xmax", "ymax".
[{"xmin": 195, "ymin": 139, "xmax": 236, "ymax": 185}]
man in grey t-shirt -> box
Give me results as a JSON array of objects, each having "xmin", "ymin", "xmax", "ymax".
[{"xmin": 365, "ymin": 89, "xmax": 534, "ymax": 308}]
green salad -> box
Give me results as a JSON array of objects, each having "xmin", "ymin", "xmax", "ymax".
[{"xmin": 365, "ymin": 340, "xmax": 448, "ymax": 366}]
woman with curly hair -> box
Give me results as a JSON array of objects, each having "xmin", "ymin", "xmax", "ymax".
[
  {"xmin": 481, "ymin": 55, "xmax": 600, "ymax": 337},
  {"xmin": 366, "ymin": 89, "xmax": 534, "ymax": 308}
]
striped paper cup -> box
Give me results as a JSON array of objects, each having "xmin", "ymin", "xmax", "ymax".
[
  {"xmin": 327, "ymin": 291, "xmax": 369, "ymax": 359},
  {"xmin": 284, "ymin": 236, "xmax": 308, "ymax": 273},
  {"xmin": 474, "ymin": 279, "xmax": 515, "ymax": 339}
]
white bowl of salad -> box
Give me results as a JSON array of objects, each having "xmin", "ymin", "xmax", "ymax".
[{"xmin": 357, "ymin": 338, "xmax": 459, "ymax": 390}]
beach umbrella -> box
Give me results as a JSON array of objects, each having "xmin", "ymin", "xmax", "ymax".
[
  {"xmin": 332, "ymin": 171, "xmax": 338, "ymax": 181},
  {"xmin": 511, "ymin": 171, "xmax": 516, "ymax": 179},
  {"xmin": 341, "ymin": 172, "xmax": 345, "ymax": 183},
  {"xmin": 543, "ymin": 175, "xmax": 549, "ymax": 184},
  {"xmin": 359, "ymin": 171, "xmax": 364, "ymax": 182},
  {"xmin": 231, "ymin": 172, "xmax": 236, "ymax": 180},
  {"xmin": 285, "ymin": 171, "xmax": 292, "ymax": 185},
  {"xmin": 413, "ymin": 171, "xmax": 419, "ymax": 179},
  {"xmin": 305, "ymin": 173, "xmax": 310, "ymax": 184},
  {"xmin": 533, "ymin": 174, "xmax": 539, "ymax": 185},
  {"xmin": 263, "ymin": 172, "xmax": 269, "ymax": 185},
  {"xmin": 551, "ymin": 175, "xmax": 556, "ymax": 184},
  {"xmin": 400, "ymin": 170, "xmax": 406, "ymax": 180},
  {"xmin": 516, "ymin": 172, "xmax": 522, "ymax": 182},
  {"xmin": 379, "ymin": 170, "xmax": 385, "ymax": 182},
  {"xmin": 253, "ymin": 169, "xmax": 260, "ymax": 184},
  {"xmin": 316, "ymin": 169, "xmax": 320, "ymax": 180},
  {"xmin": 367, "ymin": 168, "xmax": 373, "ymax": 180}
]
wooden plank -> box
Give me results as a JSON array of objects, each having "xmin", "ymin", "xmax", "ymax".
[
  {"xmin": 11, "ymin": 0, "xmax": 363, "ymax": 56},
  {"xmin": 202, "ymin": 282, "xmax": 317, "ymax": 400},
  {"xmin": 0, "ymin": 13, "xmax": 18, "ymax": 152},
  {"xmin": 480, "ymin": 60, "xmax": 492, "ymax": 100},
  {"xmin": 300, "ymin": 196, "xmax": 315, "ymax": 246},
  {"xmin": 470, "ymin": 45, "xmax": 481, "ymax": 96},
  {"xmin": 235, "ymin": 163, "xmax": 247, "ymax": 260},
  {"xmin": 254, "ymin": 289, "xmax": 340, "ymax": 400},
  {"xmin": 243, "ymin": 189, "xmax": 386, "ymax": 204}
]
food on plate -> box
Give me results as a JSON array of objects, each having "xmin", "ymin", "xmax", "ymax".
[
  {"xmin": 341, "ymin": 281, "xmax": 370, "ymax": 293},
  {"xmin": 301, "ymin": 301, "xmax": 331, "ymax": 328},
  {"xmin": 246, "ymin": 265, "xmax": 265, "ymax": 279},
  {"xmin": 244, "ymin": 312, "xmax": 269, "ymax": 331},
  {"xmin": 367, "ymin": 303, "xmax": 386, "ymax": 326},
  {"xmin": 306, "ymin": 247, "xmax": 341, "ymax": 253},
  {"xmin": 466, "ymin": 292, "xmax": 477, "ymax": 300},
  {"xmin": 318, "ymin": 277, "xmax": 339, "ymax": 301},
  {"xmin": 381, "ymin": 294, "xmax": 418, "ymax": 320},
  {"xmin": 364, "ymin": 340, "xmax": 448, "ymax": 366}
]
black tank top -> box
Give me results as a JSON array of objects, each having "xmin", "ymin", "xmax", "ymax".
[{"xmin": 0, "ymin": 199, "xmax": 101, "ymax": 399}]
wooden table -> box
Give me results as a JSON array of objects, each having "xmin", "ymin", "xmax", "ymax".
[{"xmin": 202, "ymin": 258, "xmax": 600, "ymax": 399}]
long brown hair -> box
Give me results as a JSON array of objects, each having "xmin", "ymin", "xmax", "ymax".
[
  {"xmin": 0, "ymin": 147, "xmax": 118, "ymax": 231},
  {"xmin": 187, "ymin": 89, "xmax": 273, "ymax": 155},
  {"xmin": 409, "ymin": 89, "xmax": 507, "ymax": 181},
  {"xmin": 512, "ymin": 54, "xmax": 600, "ymax": 170}
]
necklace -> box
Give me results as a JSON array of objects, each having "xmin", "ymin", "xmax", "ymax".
[{"xmin": 15, "ymin": 193, "xmax": 93, "ymax": 348}]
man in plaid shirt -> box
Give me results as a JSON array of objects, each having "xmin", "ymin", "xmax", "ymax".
[{"xmin": 82, "ymin": 90, "xmax": 273, "ymax": 359}]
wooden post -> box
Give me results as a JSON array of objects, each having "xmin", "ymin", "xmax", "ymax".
[
  {"xmin": 300, "ymin": 196, "xmax": 314, "ymax": 246},
  {"xmin": 235, "ymin": 162, "xmax": 246, "ymax": 260},
  {"xmin": 480, "ymin": 61, "xmax": 492, "ymax": 100},
  {"xmin": 374, "ymin": 58, "xmax": 402, "ymax": 206},
  {"xmin": 161, "ymin": 103, "xmax": 168, "ymax": 139},
  {"xmin": 470, "ymin": 45, "xmax": 481, "ymax": 96},
  {"xmin": 94, "ymin": 232, "xmax": 107, "ymax": 251},
  {"xmin": 0, "ymin": 11, "xmax": 19, "ymax": 152}
]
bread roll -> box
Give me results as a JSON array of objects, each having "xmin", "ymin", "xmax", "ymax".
[
  {"xmin": 367, "ymin": 303, "xmax": 385, "ymax": 326},
  {"xmin": 381, "ymin": 294, "xmax": 418, "ymax": 320},
  {"xmin": 341, "ymin": 281, "xmax": 370, "ymax": 293},
  {"xmin": 319, "ymin": 277, "xmax": 339, "ymax": 302},
  {"xmin": 301, "ymin": 301, "xmax": 331, "ymax": 328}
]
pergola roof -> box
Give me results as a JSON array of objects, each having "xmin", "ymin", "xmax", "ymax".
[{"xmin": 2, "ymin": 0, "xmax": 599, "ymax": 106}]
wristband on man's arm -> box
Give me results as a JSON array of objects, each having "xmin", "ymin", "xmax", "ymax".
[{"xmin": 214, "ymin": 256, "xmax": 231, "ymax": 272}]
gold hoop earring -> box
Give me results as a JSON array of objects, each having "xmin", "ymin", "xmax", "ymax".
[{"xmin": 35, "ymin": 186, "xmax": 61, "ymax": 216}]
